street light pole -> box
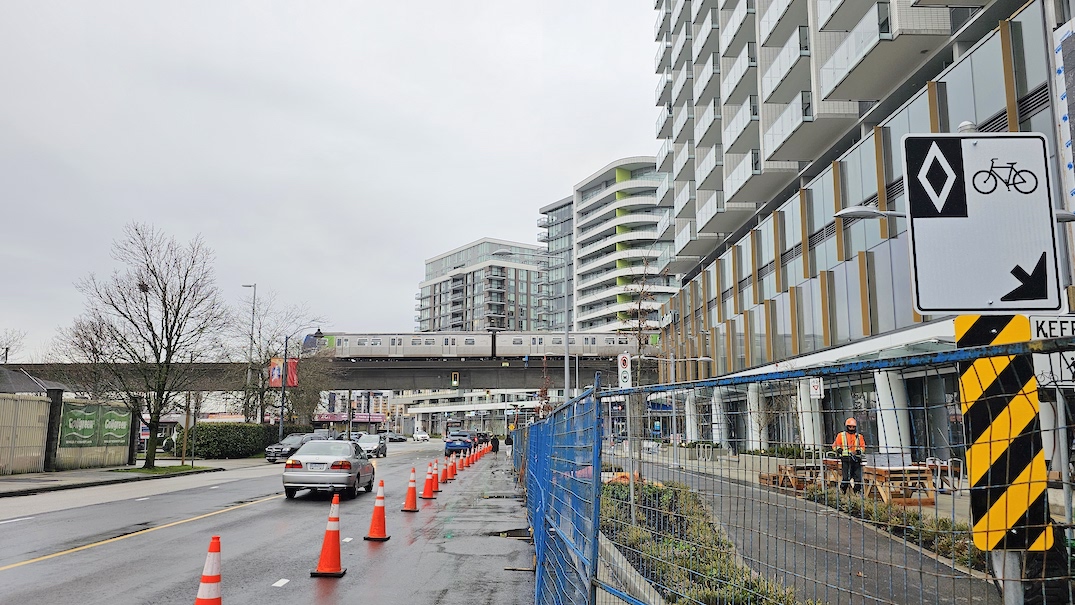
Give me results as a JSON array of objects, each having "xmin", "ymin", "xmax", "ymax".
[{"xmin": 242, "ymin": 284, "xmax": 256, "ymax": 422}]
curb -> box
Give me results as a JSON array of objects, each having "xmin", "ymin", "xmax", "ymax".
[{"xmin": 0, "ymin": 467, "xmax": 225, "ymax": 498}]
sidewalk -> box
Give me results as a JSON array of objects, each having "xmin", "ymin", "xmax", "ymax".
[{"xmin": 0, "ymin": 457, "xmax": 268, "ymax": 498}]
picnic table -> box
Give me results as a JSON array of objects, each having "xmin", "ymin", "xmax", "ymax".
[{"xmin": 777, "ymin": 463, "xmax": 822, "ymax": 490}]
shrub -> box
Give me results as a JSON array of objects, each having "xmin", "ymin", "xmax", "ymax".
[
  {"xmin": 176, "ymin": 423, "xmax": 267, "ymax": 459},
  {"xmin": 162, "ymin": 437, "xmax": 175, "ymax": 453}
]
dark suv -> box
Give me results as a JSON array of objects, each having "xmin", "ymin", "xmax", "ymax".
[
  {"xmin": 475, "ymin": 431, "xmax": 492, "ymax": 444},
  {"xmin": 265, "ymin": 433, "xmax": 328, "ymax": 463}
]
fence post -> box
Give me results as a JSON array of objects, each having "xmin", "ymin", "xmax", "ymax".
[
  {"xmin": 43, "ymin": 389, "xmax": 64, "ymax": 472},
  {"xmin": 589, "ymin": 373, "xmax": 602, "ymax": 605}
]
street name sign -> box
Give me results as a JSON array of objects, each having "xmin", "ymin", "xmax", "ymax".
[
  {"xmin": 902, "ymin": 133, "xmax": 1061, "ymax": 315},
  {"xmin": 1030, "ymin": 315, "xmax": 1075, "ymax": 386}
]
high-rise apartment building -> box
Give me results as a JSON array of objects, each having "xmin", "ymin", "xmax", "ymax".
[
  {"xmin": 416, "ymin": 238, "xmax": 546, "ymax": 332},
  {"xmin": 653, "ymin": 0, "xmax": 1072, "ymax": 452},
  {"xmin": 538, "ymin": 196, "xmax": 573, "ymax": 331}
]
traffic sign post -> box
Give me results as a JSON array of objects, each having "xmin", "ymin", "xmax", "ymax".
[
  {"xmin": 902, "ymin": 133, "xmax": 1061, "ymax": 315},
  {"xmin": 618, "ymin": 353, "xmax": 632, "ymax": 389},
  {"xmin": 1031, "ymin": 315, "xmax": 1075, "ymax": 386}
]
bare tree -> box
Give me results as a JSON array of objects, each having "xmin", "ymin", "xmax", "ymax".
[
  {"xmin": 63, "ymin": 223, "xmax": 229, "ymax": 468},
  {"xmin": 0, "ymin": 329, "xmax": 25, "ymax": 363}
]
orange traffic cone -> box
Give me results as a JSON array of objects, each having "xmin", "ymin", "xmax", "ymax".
[
  {"xmin": 419, "ymin": 462, "xmax": 436, "ymax": 500},
  {"xmin": 432, "ymin": 459, "xmax": 441, "ymax": 492},
  {"xmin": 456, "ymin": 453, "xmax": 464, "ymax": 473},
  {"xmin": 364, "ymin": 480, "xmax": 390, "ymax": 542},
  {"xmin": 194, "ymin": 535, "xmax": 222, "ymax": 605},
  {"xmin": 462, "ymin": 449, "xmax": 470, "ymax": 468},
  {"xmin": 310, "ymin": 494, "xmax": 346, "ymax": 577},
  {"xmin": 448, "ymin": 454, "xmax": 457, "ymax": 480},
  {"xmin": 401, "ymin": 467, "xmax": 419, "ymax": 512},
  {"xmin": 440, "ymin": 457, "xmax": 450, "ymax": 483}
]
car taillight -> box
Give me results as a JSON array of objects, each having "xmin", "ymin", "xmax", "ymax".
[
  {"xmin": 330, "ymin": 460, "xmax": 352, "ymax": 470},
  {"xmin": 284, "ymin": 459, "xmax": 302, "ymax": 469}
]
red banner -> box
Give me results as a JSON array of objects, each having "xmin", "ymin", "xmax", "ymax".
[{"xmin": 268, "ymin": 358, "xmax": 299, "ymax": 387}]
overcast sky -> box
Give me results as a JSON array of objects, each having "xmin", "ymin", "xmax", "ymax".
[{"xmin": 0, "ymin": 2, "xmax": 657, "ymax": 361}]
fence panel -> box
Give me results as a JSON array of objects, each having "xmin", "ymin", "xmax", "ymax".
[{"xmin": 0, "ymin": 394, "xmax": 48, "ymax": 475}]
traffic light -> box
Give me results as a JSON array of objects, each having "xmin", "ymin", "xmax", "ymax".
[{"xmin": 451, "ymin": 372, "xmax": 459, "ymax": 387}]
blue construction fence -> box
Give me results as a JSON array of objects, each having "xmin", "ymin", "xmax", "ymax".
[{"xmin": 511, "ymin": 374, "xmax": 603, "ymax": 605}]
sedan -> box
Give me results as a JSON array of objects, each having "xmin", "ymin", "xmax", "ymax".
[
  {"xmin": 413, "ymin": 431, "xmax": 430, "ymax": 442},
  {"xmin": 266, "ymin": 433, "xmax": 329, "ymax": 463},
  {"xmin": 282, "ymin": 440, "xmax": 375, "ymax": 499},
  {"xmin": 355, "ymin": 433, "xmax": 388, "ymax": 458},
  {"xmin": 444, "ymin": 432, "xmax": 474, "ymax": 457},
  {"xmin": 384, "ymin": 432, "xmax": 408, "ymax": 442}
]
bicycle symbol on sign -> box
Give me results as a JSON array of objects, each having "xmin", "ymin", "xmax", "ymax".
[{"xmin": 971, "ymin": 159, "xmax": 1038, "ymax": 195}]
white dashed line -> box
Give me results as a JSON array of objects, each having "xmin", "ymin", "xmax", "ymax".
[
  {"xmin": 0, "ymin": 517, "xmax": 33, "ymax": 525},
  {"xmin": 272, "ymin": 579, "xmax": 290, "ymax": 587},
  {"xmin": 209, "ymin": 486, "xmax": 219, "ymax": 489},
  {"xmin": 342, "ymin": 537, "xmax": 353, "ymax": 543},
  {"xmin": 135, "ymin": 497, "xmax": 150, "ymax": 501}
]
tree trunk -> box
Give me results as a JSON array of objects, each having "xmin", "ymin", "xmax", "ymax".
[{"xmin": 144, "ymin": 415, "xmax": 159, "ymax": 469}]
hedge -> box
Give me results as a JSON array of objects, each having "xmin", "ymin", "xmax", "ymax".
[
  {"xmin": 175, "ymin": 423, "xmax": 315, "ymax": 459},
  {"xmin": 261, "ymin": 423, "xmax": 313, "ymax": 448}
]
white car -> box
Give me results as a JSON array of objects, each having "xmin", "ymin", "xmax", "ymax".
[{"xmin": 413, "ymin": 430, "xmax": 430, "ymax": 442}]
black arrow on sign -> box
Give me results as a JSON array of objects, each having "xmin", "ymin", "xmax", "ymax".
[{"xmin": 1001, "ymin": 252, "xmax": 1048, "ymax": 301}]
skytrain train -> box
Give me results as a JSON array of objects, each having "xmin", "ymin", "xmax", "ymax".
[{"xmin": 307, "ymin": 331, "xmax": 657, "ymax": 360}]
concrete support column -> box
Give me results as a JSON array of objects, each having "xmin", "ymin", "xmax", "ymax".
[
  {"xmin": 796, "ymin": 379, "xmax": 824, "ymax": 450},
  {"xmin": 711, "ymin": 388, "xmax": 729, "ymax": 449},
  {"xmin": 874, "ymin": 370, "xmax": 913, "ymax": 466},
  {"xmin": 44, "ymin": 389, "xmax": 64, "ymax": 472},
  {"xmin": 747, "ymin": 383, "xmax": 767, "ymax": 451},
  {"xmin": 684, "ymin": 390, "xmax": 700, "ymax": 443}
]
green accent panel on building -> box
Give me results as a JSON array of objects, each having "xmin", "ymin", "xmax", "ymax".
[
  {"xmin": 616, "ymin": 225, "xmax": 630, "ymax": 235},
  {"xmin": 616, "ymin": 259, "xmax": 629, "ymax": 269},
  {"xmin": 617, "ymin": 294, "xmax": 632, "ymax": 304},
  {"xmin": 617, "ymin": 276, "xmax": 630, "ymax": 286},
  {"xmin": 615, "ymin": 167, "xmax": 631, "ymax": 182},
  {"xmin": 616, "ymin": 208, "xmax": 628, "ymax": 217}
]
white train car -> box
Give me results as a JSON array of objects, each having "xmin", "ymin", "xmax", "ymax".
[{"xmin": 314, "ymin": 331, "xmax": 653, "ymax": 360}]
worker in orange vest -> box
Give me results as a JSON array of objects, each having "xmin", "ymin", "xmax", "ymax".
[{"xmin": 832, "ymin": 417, "xmax": 866, "ymax": 494}]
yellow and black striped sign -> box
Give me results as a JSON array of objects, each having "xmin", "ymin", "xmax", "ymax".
[{"xmin": 956, "ymin": 314, "xmax": 1053, "ymax": 551}]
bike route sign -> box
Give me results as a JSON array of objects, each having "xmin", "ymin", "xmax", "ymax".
[{"xmin": 902, "ymin": 133, "xmax": 1061, "ymax": 314}]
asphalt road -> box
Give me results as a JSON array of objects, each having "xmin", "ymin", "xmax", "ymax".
[{"xmin": 0, "ymin": 442, "xmax": 534, "ymax": 605}]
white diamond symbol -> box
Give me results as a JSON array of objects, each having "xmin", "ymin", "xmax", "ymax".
[{"xmin": 917, "ymin": 142, "xmax": 956, "ymax": 213}]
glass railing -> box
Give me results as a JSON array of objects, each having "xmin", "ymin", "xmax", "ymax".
[
  {"xmin": 697, "ymin": 144, "xmax": 724, "ymax": 185},
  {"xmin": 657, "ymin": 138, "xmax": 673, "ymax": 167},
  {"xmin": 673, "ymin": 142, "xmax": 695, "ymax": 176},
  {"xmin": 692, "ymin": 8, "xmax": 717, "ymax": 58},
  {"xmin": 654, "ymin": 37, "xmax": 671, "ymax": 71},
  {"xmin": 720, "ymin": 43, "xmax": 756, "ymax": 101},
  {"xmin": 672, "ymin": 0, "xmax": 688, "ymax": 26},
  {"xmin": 694, "ymin": 97, "xmax": 721, "ymax": 142},
  {"xmin": 655, "ymin": 70, "xmax": 672, "ymax": 103},
  {"xmin": 720, "ymin": 0, "xmax": 756, "ymax": 56},
  {"xmin": 654, "ymin": 7, "xmax": 671, "ymax": 39},
  {"xmin": 673, "ymin": 106, "xmax": 694, "ymax": 139},
  {"xmin": 724, "ymin": 150, "xmax": 760, "ymax": 198},
  {"xmin": 819, "ymin": 3, "xmax": 889, "ymax": 98},
  {"xmin": 759, "ymin": 0, "xmax": 792, "ymax": 44},
  {"xmin": 672, "ymin": 27, "xmax": 692, "ymax": 67},
  {"xmin": 761, "ymin": 27, "xmax": 810, "ymax": 101},
  {"xmin": 674, "ymin": 219, "xmax": 696, "ymax": 253},
  {"xmin": 723, "ymin": 96, "xmax": 758, "ymax": 149},
  {"xmin": 656, "ymin": 173, "xmax": 672, "ymax": 202},
  {"xmin": 657, "ymin": 104, "xmax": 672, "ymax": 135},
  {"xmin": 657, "ymin": 209, "xmax": 674, "ymax": 237},
  {"xmin": 672, "ymin": 65, "xmax": 693, "ymax": 102},
  {"xmin": 817, "ymin": 0, "xmax": 843, "ymax": 30},
  {"xmin": 698, "ymin": 190, "xmax": 726, "ymax": 225},
  {"xmin": 763, "ymin": 91, "xmax": 812, "ymax": 157},
  {"xmin": 674, "ymin": 181, "xmax": 697, "ymax": 216},
  {"xmin": 693, "ymin": 52, "xmax": 719, "ymax": 103}
]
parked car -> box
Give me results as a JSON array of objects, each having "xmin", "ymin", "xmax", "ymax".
[
  {"xmin": 383, "ymin": 431, "xmax": 408, "ymax": 442},
  {"xmin": 282, "ymin": 440, "xmax": 375, "ymax": 499},
  {"xmin": 266, "ymin": 433, "xmax": 329, "ymax": 463},
  {"xmin": 355, "ymin": 433, "xmax": 388, "ymax": 458},
  {"xmin": 413, "ymin": 430, "xmax": 430, "ymax": 442},
  {"xmin": 444, "ymin": 431, "xmax": 475, "ymax": 456},
  {"xmin": 475, "ymin": 431, "xmax": 492, "ymax": 444}
]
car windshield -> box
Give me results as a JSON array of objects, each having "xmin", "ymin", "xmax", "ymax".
[
  {"xmin": 296, "ymin": 441, "xmax": 353, "ymax": 457},
  {"xmin": 448, "ymin": 433, "xmax": 469, "ymax": 440},
  {"xmin": 357, "ymin": 434, "xmax": 380, "ymax": 444},
  {"xmin": 280, "ymin": 434, "xmax": 305, "ymax": 446}
]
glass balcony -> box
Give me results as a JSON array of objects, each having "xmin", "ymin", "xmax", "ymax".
[
  {"xmin": 537, "ymin": 232, "xmax": 550, "ymax": 243},
  {"xmin": 656, "ymin": 172, "xmax": 672, "ymax": 206},
  {"xmin": 696, "ymin": 190, "xmax": 725, "ymax": 229},
  {"xmin": 763, "ymin": 91, "xmax": 812, "ymax": 159},
  {"xmin": 817, "ymin": 0, "xmax": 871, "ymax": 32},
  {"xmin": 655, "ymin": 36, "xmax": 671, "ymax": 71},
  {"xmin": 671, "ymin": 26, "xmax": 692, "ymax": 69},
  {"xmin": 655, "ymin": 70, "xmax": 673, "ymax": 104},
  {"xmin": 693, "ymin": 52, "xmax": 721, "ymax": 106},
  {"xmin": 694, "ymin": 98, "xmax": 722, "ymax": 147},
  {"xmin": 657, "ymin": 138, "xmax": 674, "ymax": 172},
  {"xmin": 697, "ymin": 144, "xmax": 724, "ymax": 190},
  {"xmin": 672, "ymin": 106, "xmax": 694, "ymax": 142},
  {"xmin": 657, "ymin": 209, "xmax": 674, "ymax": 241},
  {"xmin": 672, "ymin": 65, "xmax": 693, "ymax": 103},
  {"xmin": 672, "ymin": 0, "xmax": 689, "ymax": 27},
  {"xmin": 760, "ymin": 0, "xmax": 807, "ymax": 46},
  {"xmin": 692, "ymin": 8, "xmax": 719, "ymax": 59},
  {"xmin": 674, "ymin": 219, "xmax": 695, "ymax": 254},
  {"xmin": 719, "ymin": 0, "xmax": 756, "ymax": 58},
  {"xmin": 724, "ymin": 150, "xmax": 761, "ymax": 200},
  {"xmin": 761, "ymin": 26, "xmax": 810, "ymax": 103},
  {"xmin": 720, "ymin": 42, "xmax": 757, "ymax": 104},
  {"xmin": 673, "ymin": 142, "xmax": 696, "ymax": 180},
  {"xmin": 656, "ymin": 104, "xmax": 672, "ymax": 138},
  {"xmin": 654, "ymin": 6, "xmax": 671, "ymax": 40},
  {"xmin": 674, "ymin": 181, "xmax": 697, "ymax": 218},
  {"xmin": 819, "ymin": 3, "xmax": 895, "ymax": 99},
  {"xmin": 723, "ymin": 95, "xmax": 759, "ymax": 154}
]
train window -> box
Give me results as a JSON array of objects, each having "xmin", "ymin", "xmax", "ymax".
[
  {"xmin": 371, "ymin": 339, "xmax": 381, "ymax": 346},
  {"xmin": 568, "ymin": 338, "xmax": 575, "ymax": 345},
  {"xmin": 451, "ymin": 338, "xmax": 456, "ymax": 345},
  {"xmin": 605, "ymin": 338, "xmax": 615, "ymax": 345},
  {"xmin": 424, "ymin": 339, "xmax": 434, "ymax": 345},
  {"xmin": 531, "ymin": 338, "xmax": 536, "ymax": 345},
  {"xmin": 618, "ymin": 337, "xmax": 628, "ymax": 345},
  {"xmin": 552, "ymin": 338, "xmax": 562, "ymax": 345},
  {"xmin": 444, "ymin": 338, "xmax": 449, "ymax": 346},
  {"xmin": 512, "ymin": 338, "xmax": 523, "ymax": 345},
  {"xmin": 464, "ymin": 338, "xmax": 475, "ymax": 345},
  {"xmin": 340, "ymin": 339, "xmax": 348, "ymax": 347},
  {"xmin": 411, "ymin": 339, "xmax": 422, "ymax": 345},
  {"xmin": 356, "ymin": 339, "xmax": 368, "ymax": 346},
  {"xmin": 538, "ymin": 338, "xmax": 543, "ymax": 345}
]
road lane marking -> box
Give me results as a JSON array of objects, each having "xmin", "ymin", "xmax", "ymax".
[
  {"xmin": 0, "ymin": 517, "xmax": 33, "ymax": 525},
  {"xmin": 342, "ymin": 537, "xmax": 353, "ymax": 543},
  {"xmin": 0, "ymin": 494, "xmax": 282, "ymax": 572},
  {"xmin": 135, "ymin": 497, "xmax": 150, "ymax": 501},
  {"xmin": 272, "ymin": 579, "xmax": 290, "ymax": 587},
  {"xmin": 209, "ymin": 486, "xmax": 219, "ymax": 489}
]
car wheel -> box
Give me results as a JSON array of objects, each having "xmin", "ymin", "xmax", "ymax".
[
  {"xmin": 348, "ymin": 481, "xmax": 360, "ymax": 499},
  {"xmin": 365, "ymin": 472, "xmax": 375, "ymax": 492},
  {"xmin": 284, "ymin": 488, "xmax": 297, "ymax": 499}
]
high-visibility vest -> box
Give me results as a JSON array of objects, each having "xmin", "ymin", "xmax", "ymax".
[{"xmin": 833, "ymin": 431, "xmax": 865, "ymax": 454}]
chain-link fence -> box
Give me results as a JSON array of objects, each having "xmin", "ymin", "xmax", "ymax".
[{"xmin": 514, "ymin": 334, "xmax": 1075, "ymax": 604}]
